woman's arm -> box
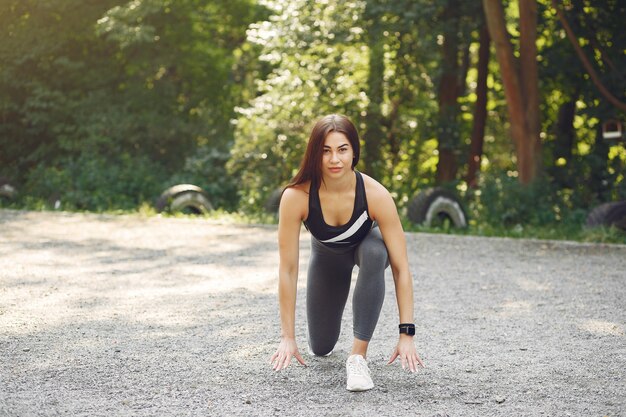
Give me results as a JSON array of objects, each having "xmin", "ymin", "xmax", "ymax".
[
  {"xmin": 373, "ymin": 190, "xmax": 413, "ymax": 321},
  {"xmin": 270, "ymin": 187, "xmax": 307, "ymax": 370},
  {"xmin": 367, "ymin": 179, "xmax": 425, "ymax": 372}
]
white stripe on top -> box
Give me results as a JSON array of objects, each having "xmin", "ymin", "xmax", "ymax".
[{"xmin": 320, "ymin": 210, "xmax": 370, "ymax": 244}]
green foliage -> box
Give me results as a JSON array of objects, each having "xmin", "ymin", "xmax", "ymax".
[
  {"xmin": 228, "ymin": 0, "xmax": 371, "ymax": 211},
  {"xmin": 468, "ymin": 173, "xmax": 587, "ymax": 229},
  {"xmin": 229, "ymin": 0, "xmax": 450, "ymax": 212},
  {"xmin": 538, "ymin": 0, "xmax": 626, "ymax": 202},
  {"xmin": 26, "ymin": 152, "xmax": 165, "ymax": 210},
  {"xmin": 0, "ymin": 0, "xmax": 264, "ymax": 211},
  {"xmin": 0, "ymin": 0, "xmax": 624, "ymax": 247},
  {"xmin": 452, "ymin": 170, "xmax": 623, "ymax": 244},
  {"xmin": 403, "ymin": 173, "xmax": 625, "ymax": 244}
]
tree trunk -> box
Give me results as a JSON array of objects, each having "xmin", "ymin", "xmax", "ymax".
[
  {"xmin": 482, "ymin": 0, "xmax": 539, "ymax": 185},
  {"xmin": 590, "ymin": 125, "xmax": 611, "ymax": 202},
  {"xmin": 519, "ymin": 0, "xmax": 542, "ymax": 174},
  {"xmin": 466, "ymin": 25, "xmax": 490, "ymax": 188},
  {"xmin": 436, "ymin": 0, "xmax": 461, "ymax": 184},
  {"xmin": 551, "ymin": 99, "xmax": 576, "ymax": 188},
  {"xmin": 554, "ymin": 100, "xmax": 576, "ymax": 161},
  {"xmin": 363, "ymin": 20, "xmax": 385, "ymax": 179},
  {"xmin": 386, "ymin": 98, "xmax": 402, "ymax": 167},
  {"xmin": 458, "ymin": 41, "xmax": 471, "ymax": 97}
]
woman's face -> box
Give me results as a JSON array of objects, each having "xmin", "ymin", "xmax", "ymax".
[{"xmin": 322, "ymin": 131, "xmax": 354, "ymax": 178}]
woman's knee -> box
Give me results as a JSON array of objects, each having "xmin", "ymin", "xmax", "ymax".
[
  {"xmin": 356, "ymin": 237, "xmax": 388, "ymax": 269},
  {"xmin": 309, "ymin": 342, "xmax": 334, "ymax": 356},
  {"xmin": 308, "ymin": 334, "xmax": 337, "ymax": 356}
]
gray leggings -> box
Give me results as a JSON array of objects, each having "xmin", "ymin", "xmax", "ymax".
[{"xmin": 307, "ymin": 227, "xmax": 389, "ymax": 355}]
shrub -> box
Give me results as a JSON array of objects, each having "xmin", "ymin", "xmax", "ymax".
[{"xmin": 469, "ymin": 173, "xmax": 586, "ymax": 229}]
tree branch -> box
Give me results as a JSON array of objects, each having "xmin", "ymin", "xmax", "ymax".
[{"xmin": 551, "ymin": 0, "xmax": 626, "ymax": 112}]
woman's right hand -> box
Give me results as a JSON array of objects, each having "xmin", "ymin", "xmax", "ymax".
[{"xmin": 270, "ymin": 337, "xmax": 307, "ymax": 371}]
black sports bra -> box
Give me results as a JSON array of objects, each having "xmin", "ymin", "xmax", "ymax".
[{"xmin": 304, "ymin": 171, "xmax": 374, "ymax": 248}]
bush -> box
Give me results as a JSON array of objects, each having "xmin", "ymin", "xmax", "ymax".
[
  {"xmin": 23, "ymin": 152, "xmax": 166, "ymax": 211},
  {"xmin": 468, "ymin": 173, "xmax": 587, "ymax": 230}
]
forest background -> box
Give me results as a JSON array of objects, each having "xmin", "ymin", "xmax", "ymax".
[{"xmin": 1, "ymin": 0, "xmax": 624, "ymax": 242}]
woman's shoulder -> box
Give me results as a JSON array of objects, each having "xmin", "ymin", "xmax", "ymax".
[
  {"xmin": 360, "ymin": 172, "xmax": 390, "ymax": 200},
  {"xmin": 360, "ymin": 172, "xmax": 396, "ymax": 221},
  {"xmin": 282, "ymin": 181, "xmax": 311, "ymax": 199},
  {"xmin": 280, "ymin": 182, "xmax": 310, "ymax": 220}
]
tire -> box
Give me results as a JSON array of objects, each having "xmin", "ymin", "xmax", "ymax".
[
  {"xmin": 264, "ymin": 188, "xmax": 283, "ymax": 214},
  {"xmin": 155, "ymin": 184, "xmax": 214, "ymax": 215},
  {"xmin": 407, "ymin": 187, "xmax": 468, "ymax": 229},
  {"xmin": 0, "ymin": 178, "xmax": 16, "ymax": 202},
  {"xmin": 585, "ymin": 201, "xmax": 626, "ymax": 230}
]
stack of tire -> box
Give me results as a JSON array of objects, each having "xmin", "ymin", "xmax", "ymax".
[
  {"xmin": 155, "ymin": 184, "xmax": 214, "ymax": 215},
  {"xmin": 407, "ymin": 187, "xmax": 467, "ymax": 229},
  {"xmin": 0, "ymin": 178, "xmax": 16, "ymax": 205},
  {"xmin": 585, "ymin": 201, "xmax": 626, "ymax": 231}
]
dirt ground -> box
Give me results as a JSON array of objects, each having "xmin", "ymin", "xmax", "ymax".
[{"xmin": 1, "ymin": 209, "xmax": 625, "ymax": 416}]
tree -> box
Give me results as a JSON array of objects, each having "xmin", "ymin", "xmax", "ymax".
[
  {"xmin": 482, "ymin": 0, "xmax": 542, "ymax": 185},
  {"xmin": 228, "ymin": 0, "xmax": 371, "ymax": 209},
  {"xmin": 362, "ymin": 0, "xmax": 386, "ymax": 179},
  {"xmin": 0, "ymin": 0, "xmax": 262, "ymax": 210},
  {"xmin": 435, "ymin": 0, "xmax": 466, "ymax": 183},
  {"xmin": 551, "ymin": 0, "xmax": 626, "ymax": 112},
  {"xmin": 540, "ymin": 0, "xmax": 626, "ymax": 203},
  {"xmin": 465, "ymin": 24, "xmax": 490, "ymax": 188}
]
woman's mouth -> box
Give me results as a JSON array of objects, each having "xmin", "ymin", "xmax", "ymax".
[{"xmin": 329, "ymin": 167, "xmax": 342, "ymax": 173}]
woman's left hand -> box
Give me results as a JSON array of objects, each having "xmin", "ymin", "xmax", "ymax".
[{"xmin": 387, "ymin": 335, "xmax": 425, "ymax": 373}]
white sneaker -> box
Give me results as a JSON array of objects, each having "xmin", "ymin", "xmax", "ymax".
[{"xmin": 346, "ymin": 354, "xmax": 374, "ymax": 392}]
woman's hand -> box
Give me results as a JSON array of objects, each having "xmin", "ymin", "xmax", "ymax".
[
  {"xmin": 270, "ymin": 337, "xmax": 307, "ymax": 371},
  {"xmin": 387, "ymin": 335, "xmax": 425, "ymax": 373}
]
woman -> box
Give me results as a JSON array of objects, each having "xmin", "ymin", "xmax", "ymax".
[{"xmin": 269, "ymin": 114, "xmax": 424, "ymax": 391}]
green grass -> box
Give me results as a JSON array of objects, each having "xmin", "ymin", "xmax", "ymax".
[{"xmin": 401, "ymin": 217, "xmax": 626, "ymax": 244}]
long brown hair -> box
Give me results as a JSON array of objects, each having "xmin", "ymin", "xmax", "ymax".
[{"xmin": 286, "ymin": 114, "xmax": 360, "ymax": 190}]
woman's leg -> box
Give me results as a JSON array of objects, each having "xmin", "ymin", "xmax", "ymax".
[
  {"xmin": 351, "ymin": 227, "xmax": 389, "ymax": 357},
  {"xmin": 306, "ymin": 238, "xmax": 355, "ymax": 356}
]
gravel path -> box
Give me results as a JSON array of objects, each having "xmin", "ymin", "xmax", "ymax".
[{"xmin": 1, "ymin": 209, "xmax": 625, "ymax": 416}]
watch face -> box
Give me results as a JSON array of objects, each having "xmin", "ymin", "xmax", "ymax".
[{"xmin": 400, "ymin": 325, "xmax": 415, "ymax": 336}]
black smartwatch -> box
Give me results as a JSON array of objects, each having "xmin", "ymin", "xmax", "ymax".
[{"xmin": 399, "ymin": 323, "xmax": 415, "ymax": 336}]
